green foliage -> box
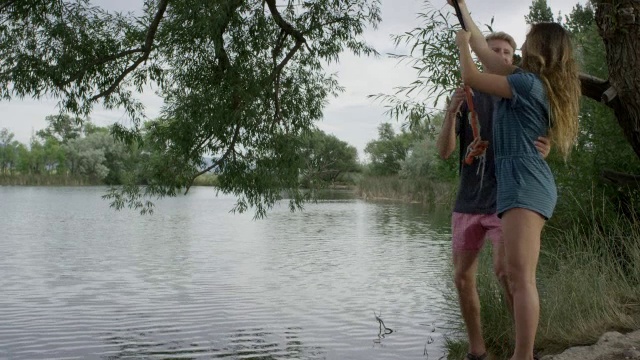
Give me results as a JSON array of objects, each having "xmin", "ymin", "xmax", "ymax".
[
  {"xmin": 525, "ymin": 0, "xmax": 555, "ymax": 24},
  {"xmin": 2, "ymin": 113, "xmax": 364, "ymax": 214},
  {"xmin": 370, "ymin": 1, "xmax": 490, "ymax": 134},
  {"xmin": 399, "ymin": 112, "xmax": 459, "ymax": 181},
  {"xmin": 549, "ymin": 1, "xmax": 640, "ymax": 222},
  {"xmin": 369, "ymin": 1, "xmax": 461, "ymax": 131},
  {"xmin": 356, "ymin": 174, "xmax": 456, "ymax": 207},
  {"xmin": 0, "ymin": 128, "xmax": 19, "ymax": 174},
  {"xmin": 63, "ymin": 132, "xmax": 124, "ymax": 180},
  {"xmin": 36, "ymin": 115, "xmax": 84, "ymax": 144},
  {"xmin": 0, "ymin": 118, "xmax": 141, "ymax": 183},
  {"xmin": 299, "ymin": 129, "xmax": 359, "ymax": 186},
  {"xmin": 364, "ymin": 123, "xmax": 414, "ymax": 176},
  {"xmin": 0, "ymin": 0, "xmax": 382, "ymax": 216}
]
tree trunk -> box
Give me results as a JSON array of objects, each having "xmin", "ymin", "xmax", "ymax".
[{"xmin": 595, "ymin": 0, "xmax": 640, "ymax": 159}]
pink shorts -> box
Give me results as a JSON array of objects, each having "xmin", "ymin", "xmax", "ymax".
[{"xmin": 452, "ymin": 212, "xmax": 503, "ymax": 252}]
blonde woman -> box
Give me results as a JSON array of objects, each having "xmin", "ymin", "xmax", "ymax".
[{"xmin": 448, "ymin": 1, "xmax": 581, "ymax": 360}]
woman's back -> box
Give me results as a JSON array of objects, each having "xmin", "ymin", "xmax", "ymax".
[
  {"xmin": 493, "ymin": 71, "xmax": 557, "ymax": 220},
  {"xmin": 493, "ymin": 71, "xmax": 550, "ymax": 159}
]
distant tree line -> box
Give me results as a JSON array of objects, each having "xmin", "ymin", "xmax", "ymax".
[{"xmin": 0, "ymin": 115, "xmax": 360, "ymax": 188}]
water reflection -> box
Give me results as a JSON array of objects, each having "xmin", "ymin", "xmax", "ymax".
[
  {"xmin": 0, "ymin": 187, "xmax": 455, "ymax": 360},
  {"xmin": 99, "ymin": 326, "xmax": 326, "ymax": 359}
]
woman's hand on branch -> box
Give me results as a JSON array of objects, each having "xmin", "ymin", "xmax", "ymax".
[{"xmin": 455, "ymin": 29, "xmax": 471, "ymax": 47}]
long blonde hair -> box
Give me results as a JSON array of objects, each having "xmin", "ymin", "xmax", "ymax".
[{"xmin": 520, "ymin": 22, "xmax": 581, "ymax": 160}]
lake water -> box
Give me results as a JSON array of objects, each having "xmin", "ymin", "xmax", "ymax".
[{"xmin": 0, "ymin": 186, "xmax": 458, "ymax": 360}]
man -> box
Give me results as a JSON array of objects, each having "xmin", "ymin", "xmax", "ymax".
[{"xmin": 435, "ymin": 32, "xmax": 550, "ymax": 360}]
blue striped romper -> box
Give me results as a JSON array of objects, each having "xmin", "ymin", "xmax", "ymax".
[{"xmin": 493, "ymin": 71, "xmax": 557, "ymax": 219}]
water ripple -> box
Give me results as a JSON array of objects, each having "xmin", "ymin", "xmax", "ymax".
[{"xmin": 0, "ymin": 187, "xmax": 455, "ymax": 360}]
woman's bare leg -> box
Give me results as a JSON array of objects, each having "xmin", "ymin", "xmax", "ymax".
[{"xmin": 502, "ymin": 208, "xmax": 545, "ymax": 360}]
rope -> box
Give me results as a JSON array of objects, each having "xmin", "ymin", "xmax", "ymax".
[{"xmin": 462, "ymin": 86, "xmax": 488, "ymax": 187}]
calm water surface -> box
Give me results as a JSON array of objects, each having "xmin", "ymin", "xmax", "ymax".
[{"xmin": 0, "ymin": 186, "xmax": 457, "ymax": 360}]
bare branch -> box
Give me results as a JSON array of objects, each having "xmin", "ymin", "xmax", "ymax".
[
  {"xmin": 602, "ymin": 168, "xmax": 640, "ymax": 187},
  {"xmin": 275, "ymin": 40, "xmax": 304, "ymax": 75},
  {"xmin": 602, "ymin": 86, "xmax": 618, "ymax": 103},
  {"xmin": 579, "ymin": 72, "xmax": 617, "ymax": 107}
]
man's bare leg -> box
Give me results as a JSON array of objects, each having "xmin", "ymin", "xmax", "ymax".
[{"xmin": 453, "ymin": 250, "xmax": 486, "ymax": 357}]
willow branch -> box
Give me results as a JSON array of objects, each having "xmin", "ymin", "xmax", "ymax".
[
  {"xmin": 89, "ymin": 0, "xmax": 168, "ymax": 101},
  {"xmin": 265, "ymin": 0, "xmax": 308, "ymax": 125},
  {"xmin": 0, "ymin": 0, "xmax": 18, "ymax": 13},
  {"xmin": 265, "ymin": 0, "xmax": 307, "ymax": 77},
  {"xmin": 185, "ymin": 123, "xmax": 242, "ymax": 194}
]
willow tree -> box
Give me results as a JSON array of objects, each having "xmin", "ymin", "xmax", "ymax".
[
  {"xmin": 0, "ymin": 0, "xmax": 380, "ymax": 215},
  {"xmin": 584, "ymin": 0, "xmax": 640, "ymax": 185}
]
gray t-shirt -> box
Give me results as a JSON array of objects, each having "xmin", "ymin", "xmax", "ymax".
[{"xmin": 453, "ymin": 90, "xmax": 497, "ymax": 214}]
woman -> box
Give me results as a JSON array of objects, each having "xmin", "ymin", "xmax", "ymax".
[{"xmin": 450, "ymin": 2, "xmax": 581, "ymax": 360}]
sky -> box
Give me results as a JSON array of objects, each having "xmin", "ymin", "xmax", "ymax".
[{"xmin": 0, "ymin": 0, "xmax": 587, "ymax": 160}]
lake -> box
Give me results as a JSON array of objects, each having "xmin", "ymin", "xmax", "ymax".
[{"xmin": 0, "ymin": 186, "xmax": 458, "ymax": 360}]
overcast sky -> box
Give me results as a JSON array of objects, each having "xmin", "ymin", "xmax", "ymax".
[{"xmin": 0, "ymin": 0, "xmax": 587, "ymax": 159}]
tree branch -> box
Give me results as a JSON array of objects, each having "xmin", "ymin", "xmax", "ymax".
[
  {"xmin": 89, "ymin": 0, "xmax": 168, "ymax": 101},
  {"xmin": 265, "ymin": 0, "xmax": 308, "ymax": 125},
  {"xmin": 214, "ymin": 0, "xmax": 243, "ymax": 71},
  {"xmin": 579, "ymin": 72, "xmax": 618, "ymax": 107},
  {"xmin": 265, "ymin": 0, "xmax": 307, "ymax": 76},
  {"xmin": 270, "ymin": 30, "xmax": 288, "ymax": 125},
  {"xmin": 185, "ymin": 123, "xmax": 242, "ymax": 194},
  {"xmin": 264, "ymin": 0, "xmax": 306, "ymax": 44},
  {"xmin": 61, "ymin": 48, "xmax": 146, "ymax": 86},
  {"xmin": 601, "ymin": 168, "xmax": 640, "ymax": 188}
]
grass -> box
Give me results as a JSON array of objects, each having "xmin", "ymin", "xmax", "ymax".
[
  {"xmin": 356, "ymin": 175, "xmax": 456, "ymax": 208},
  {"xmin": 444, "ymin": 194, "xmax": 640, "ymax": 360},
  {"xmin": 191, "ymin": 173, "xmax": 219, "ymax": 187}
]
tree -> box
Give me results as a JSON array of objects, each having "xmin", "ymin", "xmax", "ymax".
[
  {"xmin": 0, "ymin": 0, "xmax": 381, "ymax": 216},
  {"xmin": 399, "ymin": 112, "xmax": 459, "ymax": 181},
  {"xmin": 365, "ymin": 123, "xmax": 414, "ymax": 176},
  {"xmin": 588, "ymin": 0, "xmax": 640, "ymax": 165},
  {"xmin": 525, "ymin": 0, "xmax": 554, "ymax": 24},
  {"xmin": 0, "ymin": 128, "xmax": 16, "ymax": 174},
  {"xmin": 299, "ymin": 129, "xmax": 359, "ymax": 186},
  {"xmin": 36, "ymin": 115, "xmax": 84, "ymax": 144},
  {"xmin": 63, "ymin": 133, "xmax": 113, "ymax": 180}
]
